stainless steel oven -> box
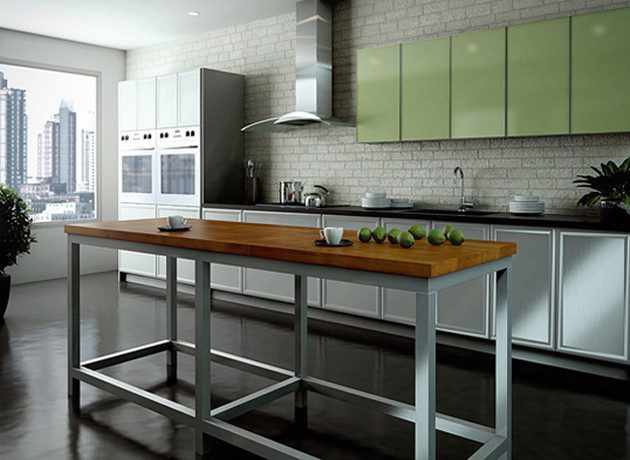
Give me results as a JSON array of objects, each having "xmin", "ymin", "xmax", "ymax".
[
  {"xmin": 119, "ymin": 130, "xmax": 157, "ymax": 203},
  {"xmin": 156, "ymin": 126, "xmax": 200, "ymax": 206}
]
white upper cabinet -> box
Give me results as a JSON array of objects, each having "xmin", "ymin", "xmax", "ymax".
[
  {"xmin": 157, "ymin": 74, "xmax": 178, "ymax": 128},
  {"xmin": 177, "ymin": 69, "xmax": 200, "ymax": 126},
  {"xmin": 136, "ymin": 77, "xmax": 156, "ymax": 129},
  {"xmin": 118, "ymin": 80, "xmax": 137, "ymax": 132}
]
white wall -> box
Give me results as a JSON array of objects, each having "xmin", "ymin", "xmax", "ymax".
[{"xmin": 1, "ymin": 28, "xmax": 124, "ymax": 284}]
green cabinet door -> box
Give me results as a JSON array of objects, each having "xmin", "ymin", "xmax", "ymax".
[
  {"xmin": 571, "ymin": 8, "xmax": 630, "ymax": 134},
  {"xmin": 357, "ymin": 45, "xmax": 400, "ymax": 142},
  {"xmin": 507, "ymin": 18, "xmax": 569, "ymax": 136},
  {"xmin": 401, "ymin": 38, "xmax": 450, "ymax": 140},
  {"xmin": 451, "ymin": 29, "xmax": 506, "ymax": 138}
]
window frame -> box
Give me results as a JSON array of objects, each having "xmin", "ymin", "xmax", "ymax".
[{"xmin": 0, "ymin": 57, "xmax": 102, "ymax": 227}]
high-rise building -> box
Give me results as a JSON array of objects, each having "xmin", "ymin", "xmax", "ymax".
[
  {"xmin": 0, "ymin": 71, "xmax": 28, "ymax": 189},
  {"xmin": 53, "ymin": 100, "xmax": 76, "ymax": 193},
  {"xmin": 37, "ymin": 120, "xmax": 58, "ymax": 179},
  {"xmin": 79, "ymin": 129, "xmax": 95, "ymax": 192}
]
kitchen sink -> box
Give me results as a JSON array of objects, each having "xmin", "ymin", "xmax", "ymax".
[{"xmin": 400, "ymin": 208, "xmax": 496, "ymax": 216}]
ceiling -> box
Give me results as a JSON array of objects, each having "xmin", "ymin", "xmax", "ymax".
[{"xmin": 0, "ymin": 0, "xmax": 296, "ymax": 50}]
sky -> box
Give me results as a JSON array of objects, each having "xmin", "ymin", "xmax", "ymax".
[{"xmin": 0, "ymin": 63, "xmax": 96, "ymax": 178}]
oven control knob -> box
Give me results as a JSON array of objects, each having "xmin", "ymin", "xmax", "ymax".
[
  {"xmin": 185, "ymin": 131, "xmax": 190, "ymax": 137},
  {"xmin": 165, "ymin": 132, "xmax": 169, "ymax": 138},
  {"xmin": 121, "ymin": 135, "xmax": 124, "ymax": 141},
  {"xmin": 190, "ymin": 130, "xmax": 195, "ymax": 136},
  {"xmin": 148, "ymin": 134, "xmax": 152, "ymax": 139},
  {"xmin": 160, "ymin": 133, "xmax": 164, "ymax": 138}
]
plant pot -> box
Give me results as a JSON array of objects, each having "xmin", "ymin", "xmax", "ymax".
[
  {"xmin": 0, "ymin": 274, "xmax": 10, "ymax": 321},
  {"xmin": 599, "ymin": 199, "xmax": 630, "ymax": 223}
]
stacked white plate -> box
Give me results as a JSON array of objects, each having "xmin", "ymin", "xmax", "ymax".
[
  {"xmin": 390, "ymin": 198, "xmax": 413, "ymax": 209},
  {"xmin": 361, "ymin": 192, "xmax": 391, "ymax": 209},
  {"xmin": 509, "ymin": 195, "xmax": 545, "ymax": 215}
]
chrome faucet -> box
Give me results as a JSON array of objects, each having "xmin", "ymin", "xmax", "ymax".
[{"xmin": 453, "ymin": 166, "xmax": 474, "ymax": 212}]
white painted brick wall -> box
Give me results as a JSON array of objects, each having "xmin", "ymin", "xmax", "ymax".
[{"xmin": 126, "ymin": 0, "xmax": 630, "ymax": 215}]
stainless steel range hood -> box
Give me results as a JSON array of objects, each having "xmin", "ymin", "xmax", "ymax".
[{"xmin": 241, "ymin": 0, "xmax": 353, "ymax": 133}]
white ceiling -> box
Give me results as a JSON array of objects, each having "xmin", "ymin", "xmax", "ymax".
[{"xmin": 0, "ymin": 0, "xmax": 296, "ymax": 50}]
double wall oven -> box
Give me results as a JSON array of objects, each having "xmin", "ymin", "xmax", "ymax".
[{"xmin": 119, "ymin": 126, "xmax": 200, "ymax": 206}]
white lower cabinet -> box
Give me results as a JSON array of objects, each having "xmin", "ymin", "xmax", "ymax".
[
  {"xmin": 202, "ymin": 208, "xmax": 243, "ymax": 293},
  {"xmin": 381, "ymin": 218, "xmax": 431, "ymax": 324},
  {"xmin": 558, "ymin": 230, "xmax": 629, "ymax": 363},
  {"xmin": 322, "ymin": 215, "xmax": 381, "ymax": 318},
  {"xmin": 118, "ymin": 203, "xmax": 157, "ymax": 277},
  {"xmin": 433, "ymin": 221, "xmax": 490, "ymax": 338},
  {"xmin": 493, "ymin": 226, "xmax": 555, "ymax": 348},
  {"xmin": 242, "ymin": 211, "xmax": 321, "ymax": 306},
  {"xmin": 156, "ymin": 205, "xmax": 200, "ymax": 284}
]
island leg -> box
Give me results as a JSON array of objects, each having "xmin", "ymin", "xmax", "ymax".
[
  {"xmin": 415, "ymin": 291, "xmax": 437, "ymax": 460},
  {"xmin": 294, "ymin": 275, "xmax": 308, "ymax": 426},
  {"xmin": 195, "ymin": 261, "xmax": 212, "ymax": 456},
  {"xmin": 166, "ymin": 256, "xmax": 178, "ymax": 384},
  {"xmin": 68, "ymin": 241, "xmax": 81, "ymax": 414},
  {"xmin": 495, "ymin": 267, "xmax": 512, "ymax": 459}
]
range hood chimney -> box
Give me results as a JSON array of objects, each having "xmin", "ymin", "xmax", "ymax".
[{"xmin": 241, "ymin": 0, "xmax": 353, "ymax": 133}]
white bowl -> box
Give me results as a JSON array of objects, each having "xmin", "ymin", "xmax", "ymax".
[
  {"xmin": 365, "ymin": 192, "xmax": 387, "ymax": 199},
  {"xmin": 513, "ymin": 195, "xmax": 540, "ymax": 202},
  {"xmin": 390, "ymin": 198, "xmax": 411, "ymax": 204},
  {"xmin": 362, "ymin": 197, "xmax": 391, "ymax": 209}
]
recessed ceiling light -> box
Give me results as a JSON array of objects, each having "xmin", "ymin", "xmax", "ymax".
[{"xmin": 188, "ymin": 11, "xmax": 200, "ymax": 16}]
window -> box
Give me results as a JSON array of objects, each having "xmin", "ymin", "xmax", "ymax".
[{"xmin": 0, "ymin": 63, "xmax": 97, "ymax": 222}]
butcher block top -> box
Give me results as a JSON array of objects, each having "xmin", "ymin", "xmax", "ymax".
[{"xmin": 65, "ymin": 219, "xmax": 516, "ymax": 279}]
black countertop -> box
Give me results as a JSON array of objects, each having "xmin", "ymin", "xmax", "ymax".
[{"xmin": 202, "ymin": 202, "xmax": 630, "ymax": 232}]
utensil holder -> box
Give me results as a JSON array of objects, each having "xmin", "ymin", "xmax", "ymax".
[{"xmin": 246, "ymin": 177, "xmax": 259, "ymax": 205}]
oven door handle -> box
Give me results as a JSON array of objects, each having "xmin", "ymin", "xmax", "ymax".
[{"xmin": 159, "ymin": 145, "xmax": 199, "ymax": 150}]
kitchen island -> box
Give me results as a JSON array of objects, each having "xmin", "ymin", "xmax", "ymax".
[{"xmin": 65, "ymin": 218, "xmax": 516, "ymax": 459}]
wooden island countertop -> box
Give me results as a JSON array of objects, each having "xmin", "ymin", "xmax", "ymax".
[{"xmin": 65, "ymin": 218, "xmax": 516, "ymax": 279}]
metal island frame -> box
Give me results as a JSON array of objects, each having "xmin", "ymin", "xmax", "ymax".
[{"xmin": 65, "ymin": 219, "xmax": 515, "ymax": 459}]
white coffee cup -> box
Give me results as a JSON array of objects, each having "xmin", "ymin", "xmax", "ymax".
[
  {"xmin": 319, "ymin": 227, "xmax": 343, "ymax": 245},
  {"xmin": 167, "ymin": 215, "xmax": 187, "ymax": 229}
]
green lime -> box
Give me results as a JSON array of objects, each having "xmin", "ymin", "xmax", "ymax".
[
  {"xmin": 388, "ymin": 228, "xmax": 401, "ymax": 244},
  {"xmin": 448, "ymin": 229, "xmax": 465, "ymax": 246},
  {"xmin": 444, "ymin": 225, "xmax": 455, "ymax": 238},
  {"xmin": 399, "ymin": 231, "xmax": 415, "ymax": 248},
  {"xmin": 358, "ymin": 227, "xmax": 372, "ymax": 242},
  {"xmin": 373, "ymin": 226, "xmax": 387, "ymax": 243},
  {"xmin": 427, "ymin": 229, "xmax": 446, "ymax": 245},
  {"xmin": 408, "ymin": 225, "xmax": 426, "ymax": 240}
]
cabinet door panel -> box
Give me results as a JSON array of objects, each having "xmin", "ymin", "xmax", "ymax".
[
  {"xmin": 434, "ymin": 222, "xmax": 489, "ymax": 337},
  {"xmin": 401, "ymin": 38, "xmax": 450, "ymax": 140},
  {"xmin": 118, "ymin": 204, "xmax": 155, "ymax": 276},
  {"xmin": 177, "ymin": 69, "xmax": 200, "ymax": 127},
  {"xmin": 494, "ymin": 227, "xmax": 554, "ymax": 348},
  {"xmin": 157, "ymin": 74, "xmax": 178, "ymax": 128},
  {"xmin": 118, "ymin": 80, "xmax": 136, "ymax": 132},
  {"xmin": 136, "ymin": 77, "xmax": 156, "ymax": 130},
  {"xmin": 559, "ymin": 232, "xmax": 629, "ymax": 362},
  {"xmin": 507, "ymin": 19, "xmax": 569, "ymax": 136},
  {"xmin": 322, "ymin": 215, "xmax": 381, "ymax": 318},
  {"xmin": 571, "ymin": 8, "xmax": 630, "ymax": 134},
  {"xmin": 357, "ymin": 45, "xmax": 400, "ymax": 142},
  {"xmin": 202, "ymin": 208, "xmax": 242, "ymax": 293},
  {"xmin": 382, "ymin": 219, "xmax": 431, "ymax": 324},
  {"xmin": 243, "ymin": 211, "xmax": 321, "ymax": 306},
  {"xmin": 451, "ymin": 29, "xmax": 505, "ymax": 138},
  {"xmin": 156, "ymin": 206, "xmax": 200, "ymax": 283}
]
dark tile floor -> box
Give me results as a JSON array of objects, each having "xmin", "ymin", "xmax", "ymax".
[{"xmin": 0, "ymin": 271, "xmax": 629, "ymax": 459}]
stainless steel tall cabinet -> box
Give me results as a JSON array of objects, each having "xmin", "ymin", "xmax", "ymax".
[{"xmin": 118, "ymin": 68, "xmax": 245, "ymax": 281}]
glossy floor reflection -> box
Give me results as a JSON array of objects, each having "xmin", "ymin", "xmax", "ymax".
[{"xmin": 1, "ymin": 271, "xmax": 629, "ymax": 459}]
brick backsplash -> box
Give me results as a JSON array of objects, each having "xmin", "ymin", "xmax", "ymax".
[{"xmin": 126, "ymin": 0, "xmax": 630, "ymax": 215}]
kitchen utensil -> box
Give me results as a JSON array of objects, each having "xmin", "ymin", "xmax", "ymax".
[
  {"xmin": 167, "ymin": 215, "xmax": 187, "ymax": 229},
  {"xmin": 361, "ymin": 197, "xmax": 391, "ymax": 209},
  {"xmin": 304, "ymin": 185, "xmax": 329, "ymax": 208},
  {"xmin": 278, "ymin": 180, "xmax": 304, "ymax": 204},
  {"xmin": 315, "ymin": 238, "xmax": 352, "ymax": 247},
  {"xmin": 319, "ymin": 227, "xmax": 344, "ymax": 245},
  {"xmin": 246, "ymin": 158, "xmax": 255, "ymax": 178}
]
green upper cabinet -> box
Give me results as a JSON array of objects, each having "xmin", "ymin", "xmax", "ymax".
[
  {"xmin": 401, "ymin": 38, "xmax": 450, "ymax": 140},
  {"xmin": 451, "ymin": 29, "xmax": 506, "ymax": 138},
  {"xmin": 357, "ymin": 45, "xmax": 400, "ymax": 142},
  {"xmin": 571, "ymin": 8, "xmax": 630, "ymax": 134},
  {"xmin": 507, "ymin": 19, "xmax": 569, "ymax": 136}
]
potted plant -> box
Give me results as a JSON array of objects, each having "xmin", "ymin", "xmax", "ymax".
[
  {"xmin": 0, "ymin": 185, "xmax": 36, "ymax": 320},
  {"xmin": 574, "ymin": 158, "xmax": 630, "ymax": 222}
]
